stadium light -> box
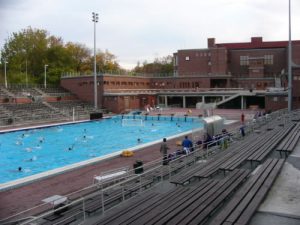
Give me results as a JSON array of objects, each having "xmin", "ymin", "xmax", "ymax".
[
  {"xmin": 92, "ymin": 12, "xmax": 99, "ymax": 109},
  {"xmin": 4, "ymin": 61, "xmax": 8, "ymax": 88},
  {"xmin": 44, "ymin": 64, "xmax": 48, "ymax": 88},
  {"xmin": 288, "ymin": 0, "xmax": 292, "ymax": 112}
]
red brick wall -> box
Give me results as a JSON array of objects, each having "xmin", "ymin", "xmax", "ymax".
[
  {"xmin": 103, "ymin": 75, "xmax": 151, "ymax": 90},
  {"xmin": 210, "ymin": 47, "xmax": 228, "ymax": 75},
  {"xmin": 228, "ymin": 48, "xmax": 286, "ymax": 77},
  {"xmin": 265, "ymin": 95, "xmax": 287, "ymax": 112},
  {"xmin": 60, "ymin": 76, "xmax": 104, "ymax": 107},
  {"xmin": 15, "ymin": 98, "xmax": 32, "ymax": 104},
  {"xmin": 151, "ymin": 77, "xmax": 211, "ymax": 89},
  {"xmin": 176, "ymin": 50, "xmax": 211, "ymax": 76}
]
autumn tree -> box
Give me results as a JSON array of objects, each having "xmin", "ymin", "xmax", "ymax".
[{"xmin": 133, "ymin": 55, "xmax": 173, "ymax": 75}]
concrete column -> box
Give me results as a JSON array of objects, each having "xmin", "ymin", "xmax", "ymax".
[
  {"xmin": 222, "ymin": 95, "xmax": 226, "ymax": 101},
  {"xmin": 202, "ymin": 95, "xmax": 205, "ymax": 103},
  {"xmin": 241, "ymin": 96, "xmax": 245, "ymax": 109},
  {"xmin": 164, "ymin": 96, "xmax": 168, "ymax": 107},
  {"xmin": 183, "ymin": 96, "xmax": 186, "ymax": 108}
]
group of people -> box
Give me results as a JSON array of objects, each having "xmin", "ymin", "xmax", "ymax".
[
  {"xmin": 159, "ymin": 135, "xmax": 197, "ymax": 165},
  {"xmin": 159, "ymin": 129, "xmax": 232, "ymax": 165}
]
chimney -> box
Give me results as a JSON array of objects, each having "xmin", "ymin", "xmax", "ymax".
[
  {"xmin": 208, "ymin": 38, "xmax": 216, "ymax": 48},
  {"xmin": 251, "ymin": 37, "xmax": 263, "ymax": 44}
]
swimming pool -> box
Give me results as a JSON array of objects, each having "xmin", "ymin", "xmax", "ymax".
[{"xmin": 0, "ymin": 116, "xmax": 202, "ymax": 184}]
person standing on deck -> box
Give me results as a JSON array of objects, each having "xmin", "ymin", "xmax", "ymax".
[
  {"xmin": 182, "ymin": 135, "xmax": 193, "ymax": 154},
  {"xmin": 160, "ymin": 138, "xmax": 169, "ymax": 165},
  {"xmin": 241, "ymin": 112, "xmax": 245, "ymax": 124}
]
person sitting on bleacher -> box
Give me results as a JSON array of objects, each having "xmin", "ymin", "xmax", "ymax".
[
  {"xmin": 182, "ymin": 136, "xmax": 193, "ymax": 154},
  {"xmin": 196, "ymin": 133, "xmax": 213, "ymax": 149}
]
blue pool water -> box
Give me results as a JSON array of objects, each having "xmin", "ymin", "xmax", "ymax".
[{"xmin": 0, "ymin": 116, "xmax": 202, "ymax": 184}]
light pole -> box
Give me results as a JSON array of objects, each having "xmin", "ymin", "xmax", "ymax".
[
  {"xmin": 92, "ymin": 12, "xmax": 99, "ymax": 109},
  {"xmin": 44, "ymin": 64, "xmax": 48, "ymax": 88},
  {"xmin": 288, "ymin": 0, "xmax": 292, "ymax": 112},
  {"xmin": 4, "ymin": 61, "xmax": 8, "ymax": 88},
  {"xmin": 25, "ymin": 59, "xmax": 28, "ymax": 87}
]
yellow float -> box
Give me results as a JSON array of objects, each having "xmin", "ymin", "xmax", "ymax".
[
  {"xmin": 122, "ymin": 150, "xmax": 134, "ymax": 157},
  {"xmin": 176, "ymin": 141, "xmax": 182, "ymax": 146}
]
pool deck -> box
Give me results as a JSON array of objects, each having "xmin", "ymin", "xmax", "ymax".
[{"xmin": 0, "ymin": 109, "xmax": 252, "ymax": 220}]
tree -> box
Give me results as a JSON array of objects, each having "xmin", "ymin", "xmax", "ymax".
[
  {"xmin": 0, "ymin": 27, "xmax": 125, "ymax": 85},
  {"xmin": 133, "ymin": 55, "xmax": 173, "ymax": 75},
  {"xmin": 1, "ymin": 27, "xmax": 48, "ymax": 83},
  {"xmin": 65, "ymin": 42, "xmax": 91, "ymax": 73}
]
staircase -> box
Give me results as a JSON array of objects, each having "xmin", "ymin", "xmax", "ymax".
[
  {"xmin": 42, "ymin": 102, "xmax": 70, "ymax": 119},
  {"xmin": 216, "ymin": 93, "xmax": 241, "ymax": 107}
]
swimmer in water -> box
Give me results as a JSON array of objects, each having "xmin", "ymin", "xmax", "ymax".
[
  {"xmin": 18, "ymin": 167, "xmax": 22, "ymax": 172},
  {"xmin": 16, "ymin": 140, "xmax": 23, "ymax": 145},
  {"xmin": 137, "ymin": 138, "xmax": 142, "ymax": 143},
  {"xmin": 68, "ymin": 144, "xmax": 75, "ymax": 151},
  {"xmin": 25, "ymin": 147, "xmax": 33, "ymax": 152},
  {"xmin": 39, "ymin": 137, "xmax": 45, "ymax": 143}
]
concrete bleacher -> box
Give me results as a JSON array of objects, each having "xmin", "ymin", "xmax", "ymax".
[
  {"xmin": 39, "ymin": 86, "xmax": 74, "ymax": 97},
  {"xmin": 0, "ymin": 102, "xmax": 66, "ymax": 126},
  {"xmin": 7, "ymin": 86, "xmax": 43, "ymax": 97},
  {"xmin": 0, "ymin": 85, "xmax": 100, "ymax": 127},
  {"xmin": 49, "ymin": 100, "xmax": 97, "ymax": 120}
]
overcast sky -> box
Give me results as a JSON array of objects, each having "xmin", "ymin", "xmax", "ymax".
[{"xmin": 0, "ymin": 0, "xmax": 300, "ymax": 69}]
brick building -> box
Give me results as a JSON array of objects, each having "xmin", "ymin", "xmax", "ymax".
[{"xmin": 61, "ymin": 37, "xmax": 300, "ymax": 113}]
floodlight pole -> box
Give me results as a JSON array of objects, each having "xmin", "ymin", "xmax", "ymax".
[
  {"xmin": 288, "ymin": 0, "xmax": 292, "ymax": 112},
  {"xmin": 44, "ymin": 64, "xmax": 48, "ymax": 88},
  {"xmin": 4, "ymin": 61, "xmax": 8, "ymax": 88},
  {"xmin": 25, "ymin": 59, "xmax": 28, "ymax": 87},
  {"xmin": 92, "ymin": 12, "xmax": 99, "ymax": 110}
]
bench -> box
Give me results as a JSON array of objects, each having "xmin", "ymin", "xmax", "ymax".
[
  {"xmin": 93, "ymin": 184, "xmax": 191, "ymax": 225},
  {"xmin": 151, "ymin": 170, "xmax": 250, "ymax": 225},
  {"xmin": 83, "ymin": 177, "xmax": 154, "ymax": 215},
  {"xmin": 219, "ymin": 127, "xmax": 280, "ymax": 172},
  {"xmin": 41, "ymin": 215, "xmax": 76, "ymax": 225},
  {"xmin": 220, "ymin": 124, "xmax": 292, "ymax": 171},
  {"xmin": 248, "ymin": 123, "xmax": 294, "ymax": 162},
  {"xmin": 209, "ymin": 158, "xmax": 285, "ymax": 225},
  {"xmin": 170, "ymin": 148, "xmax": 236, "ymax": 185},
  {"xmin": 94, "ymin": 169, "xmax": 249, "ymax": 225},
  {"xmin": 276, "ymin": 124, "xmax": 300, "ymax": 157}
]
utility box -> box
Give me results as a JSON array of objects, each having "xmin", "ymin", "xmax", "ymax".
[
  {"xmin": 133, "ymin": 160, "xmax": 144, "ymax": 174},
  {"xmin": 202, "ymin": 115, "xmax": 224, "ymax": 137}
]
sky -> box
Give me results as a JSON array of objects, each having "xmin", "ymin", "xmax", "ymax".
[{"xmin": 0, "ymin": 0, "xmax": 300, "ymax": 69}]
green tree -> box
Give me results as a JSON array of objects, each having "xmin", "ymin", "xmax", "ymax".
[
  {"xmin": 133, "ymin": 55, "xmax": 173, "ymax": 75},
  {"xmin": 65, "ymin": 42, "xmax": 91, "ymax": 73}
]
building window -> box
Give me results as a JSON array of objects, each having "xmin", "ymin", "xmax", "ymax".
[
  {"xmin": 273, "ymin": 97, "xmax": 278, "ymax": 102},
  {"xmin": 185, "ymin": 56, "xmax": 190, "ymax": 61},
  {"xmin": 285, "ymin": 97, "xmax": 288, "ymax": 101},
  {"xmin": 264, "ymin": 55, "xmax": 273, "ymax": 65},
  {"xmin": 240, "ymin": 56, "xmax": 249, "ymax": 66}
]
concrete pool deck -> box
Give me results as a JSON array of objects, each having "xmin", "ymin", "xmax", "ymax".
[
  {"xmin": 249, "ymin": 143, "xmax": 300, "ymax": 225},
  {"xmin": 0, "ymin": 109, "xmax": 253, "ymax": 220}
]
